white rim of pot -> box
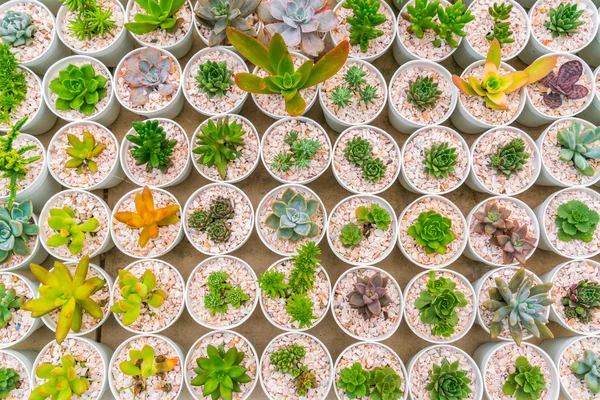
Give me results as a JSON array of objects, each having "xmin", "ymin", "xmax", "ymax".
[
  {"xmin": 120, "ymin": 118, "xmax": 190, "ymax": 188},
  {"xmin": 47, "ymin": 120, "xmax": 121, "ymax": 190},
  {"xmin": 0, "ymin": 65, "xmax": 43, "ymax": 133},
  {"xmin": 255, "ymin": 184, "xmax": 327, "ymax": 257},
  {"xmin": 332, "ymin": 124, "xmax": 402, "ymax": 195},
  {"xmin": 185, "ymin": 255, "xmax": 259, "ymax": 330},
  {"xmin": 331, "ymin": 265, "xmax": 404, "ymax": 341},
  {"xmin": 0, "ymin": 349, "xmax": 34, "ymax": 397},
  {"xmin": 330, "ymin": 0, "xmax": 397, "ymax": 61},
  {"xmin": 259, "ymin": 256, "xmax": 331, "ymax": 332},
  {"xmin": 525, "ymin": 52, "xmax": 597, "ymax": 119},
  {"xmin": 41, "ymin": 55, "xmax": 115, "ymax": 123},
  {"xmin": 327, "ymin": 194, "xmax": 398, "ymax": 266},
  {"xmin": 261, "ymin": 116, "xmax": 332, "ymax": 185},
  {"xmin": 184, "ymin": 329, "xmax": 259, "ymax": 400},
  {"xmin": 109, "ymin": 333, "xmax": 185, "ymax": 400},
  {"xmin": 39, "ymin": 189, "xmax": 113, "ymax": 262},
  {"xmin": 259, "ymin": 331, "xmax": 334, "ymax": 400},
  {"xmin": 318, "ymin": 58, "xmax": 387, "ymax": 128},
  {"xmin": 403, "ymin": 269, "xmax": 477, "ymax": 344},
  {"xmin": 400, "ymin": 125, "xmax": 470, "ymax": 195},
  {"xmin": 41, "ymin": 262, "xmax": 113, "ymax": 337},
  {"xmin": 396, "ymin": 194, "xmax": 467, "ymax": 270},
  {"xmin": 470, "ymin": 125, "xmax": 542, "ymax": 196},
  {"xmin": 466, "ymin": 195, "xmax": 540, "ymax": 267},
  {"xmin": 113, "ymin": 46, "xmax": 184, "ymax": 115},
  {"xmin": 191, "ymin": 114, "xmax": 261, "ymax": 184},
  {"xmin": 111, "ymin": 259, "xmax": 186, "ymax": 335},
  {"xmin": 110, "ymin": 186, "xmax": 183, "ymax": 259},
  {"xmin": 474, "ymin": 266, "xmax": 549, "ymax": 342},
  {"xmin": 0, "ymin": 271, "xmax": 40, "ymax": 349},
  {"xmin": 407, "ymin": 344, "xmax": 484, "ymax": 400},
  {"xmin": 333, "ymin": 341, "xmax": 408, "ymax": 400},
  {"xmin": 0, "ymin": 208, "xmax": 41, "ymax": 272},
  {"xmin": 183, "ymin": 183, "xmax": 254, "ymax": 256},
  {"xmin": 546, "ymin": 335, "xmax": 595, "ymax": 400}
]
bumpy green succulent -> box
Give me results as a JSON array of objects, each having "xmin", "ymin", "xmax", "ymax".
[
  {"xmin": 0, "ymin": 11, "xmax": 34, "ymax": 47},
  {"xmin": 571, "ymin": 350, "xmax": 600, "ymax": 394},
  {"xmin": 225, "ymin": 287, "xmax": 249, "ymax": 308},
  {"xmin": 563, "ymin": 280, "xmax": 600, "ymax": 323},
  {"xmin": 340, "ymin": 223, "xmax": 362, "ymax": 248},
  {"xmin": 0, "ymin": 201, "xmax": 38, "ymax": 264},
  {"xmin": 64, "ymin": 131, "xmax": 106, "ymax": 175},
  {"xmin": 0, "ymin": 283, "xmax": 22, "ymax": 329},
  {"xmin": 488, "ymin": 138, "xmax": 530, "ymax": 178},
  {"xmin": 0, "ymin": 367, "xmax": 20, "ymax": 399},
  {"xmin": 270, "ymin": 344, "xmax": 305, "ymax": 374},
  {"xmin": 544, "ymin": 2, "xmax": 585, "ymax": 37},
  {"xmin": 555, "ymin": 200, "xmax": 600, "ymax": 243},
  {"xmin": 423, "ymin": 142, "xmax": 458, "ymax": 179},
  {"xmin": 196, "ymin": 60, "xmax": 235, "ymax": 98},
  {"xmin": 362, "ymin": 157, "xmax": 387, "ymax": 183},
  {"xmin": 406, "ymin": 75, "xmax": 442, "ymax": 111},
  {"xmin": 265, "ymin": 188, "xmax": 320, "ymax": 242},
  {"xmin": 557, "ymin": 122, "xmax": 600, "ymax": 176},
  {"xmin": 30, "ymin": 355, "xmax": 90, "ymax": 400},
  {"xmin": 257, "ymin": 270, "xmax": 289, "ymax": 298},
  {"xmin": 127, "ymin": 120, "xmax": 177, "ymax": 174},
  {"xmin": 425, "ymin": 359, "xmax": 472, "ymax": 400},
  {"xmin": 337, "ymin": 363, "xmax": 370, "ymax": 399},
  {"xmin": 49, "ymin": 64, "xmax": 108, "ymax": 115},
  {"xmin": 288, "ymin": 241, "xmax": 320, "ymax": 294},
  {"xmin": 203, "ymin": 270, "xmax": 248, "ymax": 316},
  {"xmin": 407, "ymin": 211, "xmax": 455, "ymax": 255},
  {"xmin": 344, "ymin": 137, "xmax": 373, "ymax": 167},
  {"xmin": 503, "ymin": 356, "xmax": 546, "ymax": 400},
  {"xmin": 46, "ymin": 206, "xmax": 98, "ymax": 255},
  {"xmin": 370, "ymin": 367, "xmax": 403, "ymax": 400},
  {"xmin": 0, "ymin": 44, "xmax": 27, "ymax": 125}
]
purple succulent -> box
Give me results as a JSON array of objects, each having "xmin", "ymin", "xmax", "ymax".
[
  {"xmin": 122, "ymin": 47, "xmax": 176, "ymax": 107},
  {"xmin": 541, "ymin": 60, "xmax": 589, "ymax": 109}
]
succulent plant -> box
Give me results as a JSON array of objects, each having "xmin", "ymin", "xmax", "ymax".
[
  {"xmin": 46, "ymin": 206, "xmax": 98, "ymax": 255},
  {"xmin": 407, "ymin": 211, "xmax": 456, "ymax": 255},
  {"xmin": 190, "ymin": 344, "xmax": 251, "ymax": 400},
  {"xmin": 425, "ymin": 359, "xmax": 472, "ymax": 400},
  {"xmin": 331, "ymin": 85, "xmax": 353, "ymax": 108},
  {"xmin": 127, "ymin": 120, "xmax": 177, "ymax": 173},
  {"xmin": 257, "ymin": 0, "xmax": 338, "ymax": 57},
  {"xmin": 344, "ymin": 137, "xmax": 373, "ymax": 167},
  {"xmin": 356, "ymin": 203, "xmax": 391, "ymax": 232},
  {"xmin": 482, "ymin": 267, "xmax": 553, "ymax": 345},
  {"xmin": 544, "ymin": 2, "xmax": 584, "ymax": 38},
  {"xmin": 226, "ymin": 287, "xmax": 249, "ymax": 308},
  {"xmin": 401, "ymin": 0, "xmax": 439, "ymax": 39},
  {"xmin": 343, "ymin": 0, "xmax": 386, "ymax": 52},
  {"xmin": 270, "ymin": 344, "xmax": 305, "ymax": 374},
  {"xmin": 114, "ymin": 186, "xmax": 180, "ymax": 248},
  {"xmin": 208, "ymin": 271, "xmax": 231, "ymax": 292},
  {"xmin": 563, "ymin": 280, "xmax": 600, "ymax": 324},
  {"xmin": 423, "ymin": 142, "xmax": 458, "ymax": 179},
  {"xmin": 0, "ymin": 367, "xmax": 20, "ymax": 399},
  {"xmin": 555, "ymin": 200, "xmax": 600, "ymax": 243},
  {"xmin": 195, "ymin": 0, "xmax": 261, "ymax": 46},
  {"xmin": 196, "ymin": 61, "xmax": 235, "ymax": 98},
  {"xmin": 337, "ymin": 362, "xmax": 370, "ymax": 399},
  {"xmin": 121, "ymin": 47, "xmax": 176, "ymax": 107},
  {"xmin": 0, "ymin": 200, "xmax": 38, "ymax": 264},
  {"xmin": 358, "ymin": 84, "xmax": 378, "ymax": 105},
  {"xmin": 257, "ymin": 270, "xmax": 289, "ymax": 298},
  {"xmin": 571, "ymin": 350, "xmax": 600, "ymax": 394},
  {"xmin": 340, "ymin": 223, "xmax": 362, "ymax": 248},
  {"xmin": 64, "ymin": 131, "xmax": 106, "ymax": 175},
  {"xmin": 348, "ymin": 271, "xmax": 391, "ymax": 320},
  {"xmin": 453, "ymin": 39, "xmax": 557, "ymax": 110},
  {"xmin": 209, "ymin": 197, "xmax": 234, "ymax": 220},
  {"xmin": 503, "ymin": 356, "xmax": 546, "ymax": 400},
  {"xmin": 67, "ymin": 0, "xmax": 115, "ymax": 41},
  {"xmin": 0, "ymin": 283, "xmax": 21, "ymax": 329},
  {"xmin": 0, "ymin": 11, "xmax": 34, "ymax": 47},
  {"xmin": 31, "ymin": 355, "xmax": 90, "ymax": 400},
  {"xmin": 473, "ymin": 201, "xmax": 514, "ymax": 236},
  {"xmin": 226, "ymin": 28, "xmax": 349, "ymax": 116},
  {"xmin": 272, "ymin": 130, "xmax": 322, "ymax": 172},
  {"xmin": 119, "ymin": 345, "xmax": 178, "ymax": 396},
  {"xmin": 292, "ymin": 365, "xmax": 318, "ymax": 397},
  {"xmin": 286, "ymin": 293, "xmax": 317, "ymax": 328},
  {"xmin": 0, "ymin": 43, "xmax": 27, "ymax": 124},
  {"xmin": 189, "ymin": 210, "xmax": 211, "ymax": 231},
  {"xmin": 486, "ymin": 2, "xmax": 514, "ymax": 46},
  {"xmin": 207, "ymin": 219, "xmax": 232, "ymax": 243},
  {"xmin": 434, "ymin": 0, "xmax": 474, "ymax": 47},
  {"xmin": 406, "ymin": 75, "xmax": 442, "ymax": 111},
  {"xmin": 370, "ymin": 367, "xmax": 403, "ymax": 400},
  {"xmin": 204, "ymin": 271, "xmax": 248, "ymax": 315},
  {"xmin": 22, "ymin": 256, "xmax": 106, "ymax": 344},
  {"xmin": 488, "ymin": 138, "xmax": 530, "ymax": 178},
  {"xmin": 288, "ymin": 241, "xmax": 320, "ymax": 293},
  {"xmin": 345, "ymin": 65, "xmax": 367, "ymax": 89},
  {"xmin": 265, "ymin": 188, "xmax": 319, "ymax": 242},
  {"xmin": 49, "ymin": 64, "xmax": 108, "ymax": 115},
  {"xmin": 111, "ymin": 269, "xmax": 167, "ymax": 326},
  {"xmin": 557, "ymin": 122, "xmax": 600, "ymax": 176},
  {"xmin": 362, "ymin": 157, "xmax": 387, "ymax": 183},
  {"xmin": 489, "ymin": 222, "xmax": 536, "ymax": 265},
  {"xmin": 125, "ymin": 0, "xmax": 186, "ymax": 35},
  {"xmin": 541, "ymin": 60, "xmax": 589, "ymax": 109}
]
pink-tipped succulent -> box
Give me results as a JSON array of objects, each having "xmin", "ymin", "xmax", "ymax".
[
  {"xmin": 452, "ymin": 39, "xmax": 557, "ymax": 110},
  {"xmin": 473, "ymin": 201, "xmax": 514, "ymax": 236},
  {"xmin": 489, "ymin": 222, "xmax": 536, "ymax": 265},
  {"xmin": 541, "ymin": 60, "xmax": 589, "ymax": 109},
  {"xmin": 347, "ymin": 272, "xmax": 391, "ymax": 320},
  {"xmin": 122, "ymin": 47, "xmax": 176, "ymax": 107}
]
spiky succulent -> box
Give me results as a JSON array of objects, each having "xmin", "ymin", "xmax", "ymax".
[
  {"xmin": 0, "ymin": 201, "xmax": 38, "ymax": 264},
  {"xmin": 406, "ymin": 75, "xmax": 442, "ymax": 111},
  {"xmin": 31, "ymin": 355, "xmax": 90, "ymax": 400},
  {"xmin": 271, "ymin": 130, "xmax": 322, "ymax": 172},
  {"xmin": 544, "ymin": 2, "xmax": 585, "ymax": 38},
  {"xmin": 343, "ymin": 0, "xmax": 386, "ymax": 52},
  {"xmin": 557, "ymin": 122, "xmax": 600, "ymax": 176},
  {"xmin": 425, "ymin": 359, "xmax": 472, "ymax": 400},
  {"xmin": 563, "ymin": 280, "xmax": 600, "ymax": 324},
  {"xmin": 0, "ymin": 11, "xmax": 34, "ymax": 47},
  {"xmin": 49, "ymin": 64, "xmax": 108, "ymax": 115},
  {"xmin": 555, "ymin": 200, "xmax": 600, "ymax": 243},
  {"xmin": 127, "ymin": 120, "xmax": 176, "ymax": 173},
  {"xmin": 344, "ymin": 137, "xmax": 373, "ymax": 167},
  {"xmin": 347, "ymin": 271, "xmax": 391, "ymax": 320},
  {"xmin": 66, "ymin": 0, "xmax": 115, "ymax": 41},
  {"xmin": 125, "ymin": 0, "xmax": 186, "ymax": 35},
  {"xmin": 486, "ymin": 2, "xmax": 514, "ymax": 46},
  {"xmin": 119, "ymin": 345, "xmax": 178, "ymax": 396},
  {"xmin": 503, "ymin": 356, "xmax": 546, "ymax": 400},
  {"xmin": 345, "ymin": 65, "xmax": 367, "ymax": 89},
  {"xmin": 482, "ymin": 267, "xmax": 553, "ymax": 345},
  {"xmin": 265, "ymin": 188, "xmax": 320, "ymax": 242},
  {"xmin": 121, "ymin": 47, "xmax": 176, "ymax": 107},
  {"xmin": 370, "ymin": 367, "xmax": 403, "ymax": 400},
  {"xmin": 490, "ymin": 222, "xmax": 536, "ymax": 265},
  {"xmin": 257, "ymin": 270, "xmax": 289, "ymax": 298},
  {"xmin": 541, "ymin": 60, "xmax": 589, "ymax": 109},
  {"xmin": 286, "ymin": 293, "xmax": 317, "ymax": 328},
  {"xmin": 331, "ymin": 85, "xmax": 353, "ymax": 108},
  {"xmin": 46, "ymin": 206, "xmax": 98, "ymax": 255},
  {"xmin": 337, "ymin": 363, "xmax": 370, "ymax": 399},
  {"xmin": 358, "ymin": 84, "xmax": 378, "ymax": 105},
  {"xmin": 196, "ymin": 60, "xmax": 235, "ymax": 98},
  {"xmin": 407, "ymin": 211, "xmax": 455, "ymax": 255},
  {"xmin": 433, "ymin": 0, "xmax": 474, "ymax": 48},
  {"xmin": 571, "ymin": 350, "xmax": 600, "ymax": 394},
  {"xmin": 423, "ymin": 142, "xmax": 457, "ymax": 179},
  {"xmin": 0, "ymin": 283, "xmax": 21, "ymax": 329},
  {"xmin": 288, "ymin": 241, "xmax": 320, "ymax": 294},
  {"xmin": 489, "ymin": 138, "xmax": 530, "ymax": 178},
  {"xmin": 111, "ymin": 269, "xmax": 167, "ymax": 325},
  {"xmin": 473, "ymin": 201, "xmax": 514, "ymax": 236},
  {"xmin": 195, "ymin": 0, "xmax": 260, "ymax": 45},
  {"xmin": 64, "ymin": 131, "xmax": 106, "ymax": 175},
  {"xmin": 0, "ymin": 43, "xmax": 27, "ymax": 124},
  {"xmin": 0, "ymin": 367, "xmax": 20, "ymax": 399}
]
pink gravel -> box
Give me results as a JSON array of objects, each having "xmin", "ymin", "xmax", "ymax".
[
  {"xmin": 0, "ymin": 135, "xmax": 43, "ymax": 198},
  {"xmin": 0, "ymin": 67, "xmax": 42, "ymax": 130},
  {"xmin": 558, "ymin": 336, "xmax": 600, "ymax": 399},
  {"xmin": 0, "ymin": 2, "xmax": 53, "ymax": 63},
  {"xmin": 126, "ymin": 0, "xmax": 192, "ymax": 47},
  {"xmin": 0, "ymin": 273, "xmax": 35, "ymax": 346},
  {"xmin": 0, "ymin": 350, "xmax": 31, "ymax": 399}
]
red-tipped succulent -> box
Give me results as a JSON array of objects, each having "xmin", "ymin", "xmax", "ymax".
[
  {"xmin": 473, "ymin": 201, "xmax": 514, "ymax": 236},
  {"xmin": 489, "ymin": 222, "xmax": 536, "ymax": 264},
  {"xmin": 347, "ymin": 272, "xmax": 391, "ymax": 319}
]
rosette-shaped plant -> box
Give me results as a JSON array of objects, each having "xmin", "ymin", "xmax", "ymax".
[
  {"xmin": 210, "ymin": 197, "xmax": 234, "ymax": 219},
  {"xmin": 362, "ymin": 158, "xmax": 387, "ymax": 183},
  {"xmin": 356, "ymin": 204, "xmax": 391, "ymax": 231},
  {"xmin": 122, "ymin": 47, "xmax": 176, "ymax": 107},
  {"xmin": 64, "ymin": 131, "xmax": 106, "ymax": 175},
  {"xmin": 338, "ymin": 363, "xmax": 370, "ymax": 399},
  {"xmin": 226, "ymin": 27, "xmax": 349, "ymax": 116},
  {"xmin": 489, "ymin": 138, "xmax": 530, "ymax": 178},
  {"xmin": 195, "ymin": 0, "xmax": 261, "ymax": 46},
  {"xmin": 46, "ymin": 206, "xmax": 99, "ymax": 256},
  {"xmin": 189, "ymin": 210, "xmax": 211, "ymax": 231},
  {"xmin": 119, "ymin": 345, "xmax": 178, "ymax": 396},
  {"xmin": 407, "ymin": 75, "xmax": 442, "ymax": 111},
  {"xmin": 340, "ymin": 223, "xmax": 362, "ymax": 248},
  {"xmin": 407, "ymin": 211, "xmax": 455, "ymax": 255},
  {"xmin": 49, "ymin": 64, "xmax": 108, "ymax": 115},
  {"xmin": 343, "ymin": 0, "xmax": 386, "ymax": 53},
  {"xmin": 544, "ymin": 2, "xmax": 584, "ymax": 37},
  {"xmin": 125, "ymin": 0, "xmax": 186, "ymax": 35},
  {"xmin": 541, "ymin": 60, "xmax": 589, "ymax": 109},
  {"xmin": 0, "ymin": 11, "xmax": 34, "ymax": 47},
  {"xmin": 127, "ymin": 120, "xmax": 177, "ymax": 174},
  {"xmin": 344, "ymin": 137, "xmax": 372, "ymax": 167},
  {"xmin": 555, "ymin": 200, "xmax": 599, "ymax": 243},
  {"xmin": 31, "ymin": 355, "xmax": 90, "ymax": 400},
  {"xmin": 489, "ymin": 222, "xmax": 536, "ymax": 264},
  {"xmin": 423, "ymin": 142, "xmax": 457, "ymax": 179},
  {"xmin": 370, "ymin": 367, "xmax": 403, "ymax": 400},
  {"xmin": 265, "ymin": 188, "xmax": 319, "ymax": 242},
  {"xmin": 473, "ymin": 201, "xmax": 513, "ymax": 236},
  {"xmin": 0, "ymin": 200, "xmax": 38, "ymax": 263},
  {"xmin": 0, "ymin": 283, "xmax": 21, "ymax": 329},
  {"xmin": 0, "ymin": 367, "xmax": 19, "ymax": 399},
  {"xmin": 563, "ymin": 280, "xmax": 600, "ymax": 323},
  {"xmin": 503, "ymin": 356, "xmax": 546, "ymax": 400},
  {"xmin": 110, "ymin": 269, "xmax": 167, "ymax": 326},
  {"xmin": 207, "ymin": 219, "xmax": 232, "ymax": 243},
  {"xmin": 347, "ymin": 272, "xmax": 391, "ymax": 319},
  {"xmin": 425, "ymin": 359, "xmax": 472, "ymax": 400},
  {"xmin": 557, "ymin": 122, "xmax": 600, "ymax": 176},
  {"xmin": 270, "ymin": 344, "xmax": 305, "ymax": 374},
  {"xmin": 196, "ymin": 60, "xmax": 234, "ymax": 98},
  {"xmin": 571, "ymin": 350, "xmax": 600, "ymax": 394}
]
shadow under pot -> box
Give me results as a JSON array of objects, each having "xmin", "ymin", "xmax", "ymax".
[
  {"xmin": 0, "ymin": 348, "xmax": 36, "ymax": 398},
  {"xmin": 0, "ymin": 272, "xmax": 42, "ymax": 350}
]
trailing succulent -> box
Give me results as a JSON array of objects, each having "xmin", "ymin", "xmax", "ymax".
[
  {"xmin": 270, "ymin": 344, "xmax": 318, "ymax": 396},
  {"xmin": 347, "ymin": 271, "xmax": 391, "ymax": 320},
  {"xmin": 203, "ymin": 270, "xmax": 249, "ymax": 316},
  {"xmin": 189, "ymin": 197, "xmax": 235, "ymax": 243},
  {"xmin": 0, "ymin": 283, "xmax": 22, "ymax": 329},
  {"xmin": 342, "ymin": 0, "xmax": 387, "ymax": 53},
  {"xmin": 425, "ymin": 359, "xmax": 472, "ymax": 400},
  {"xmin": 541, "ymin": 60, "xmax": 589, "ymax": 109},
  {"xmin": 503, "ymin": 356, "xmax": 546, "ymax": 400},
  {"xmin": 119, "ymin": 345, "xmax": 178, "ymax": 396},
  {"xmin": 64, "ymin": 131, "xmax": 106, "ymax": 175},
  {"xmin": 556, "ymin": 122, "xmax": 600, "ymax": 176},
  {"xmin": 486, "ymin": 2, "xmax": 514, "ymax": 46},
  {"xmin": 265, "ymin": 188, "xmax": 320, "ymax": 242},
  {"xmin": 562, "ymin": 280, "xmax": 600, "ymax": 323},
  {"xmin": 121, "ymin": 47, "xmax": 176, "ymax": 107},
  {"xmin": 488, "ymin": 138, "xmax": 530, "ymax": 178},
  {"xmin": 544, "ymin": 2, "xmax": 584, "ymax": 38},
  {"xmin": 196, "ymin": 60, "xmax": 234, "ymax": 98},
  {"xmin": 65, "ymin": 0, "xmax": 115, "ymax": 41},
  {"xmin": 423, "ymin": 142, "xmax": 458, "ymax": 179},
  {"xmin": 0, "ymin": 200, "xmax": 38, "ymax": 264},
  {"xmin": 343, "ymin": 136, "xmax": 387, "ymax": 184},
  {"xmin": 406, "ymin": 75, "xmax": 442, "ymax": 111},
  {"xmin": 111, "ymin": 269, "xmax": 167, "ymax": 326},
  {"xmin": 407, "ymin": 211, "xmax": 455, "ymax": 255},
  {"xmin": 46, "ymin": 206, "xmax": 98, "ymax": 255},
  {"xmin": 555, "ymin": 200, "xmax": 599, "ymax": 243},
  {"xmin": 127, "ymin": 120, "xmax": 177, "ymax": 174},
  {"xmin": 330, "ymin": 65, "xmax": 380, "ymax": 111},
  {"xmin": 195, "ymin": 0, "xmax": 261, "ymax": 46},
  {"xmin": 125, "ymin": 0, "xmax": 186, "ymax": 35},
  {"xmin": 0, "ymin": 11, "xmax": 34, "ymax": 47},
  {"xmin": 31, "ymin": 355, "xmax": 90, "ymax": 400},
  {"xmin": 0, "ymin": 44, "xmax": 27, "ymax": 124},
  {"xmin": 271, "ymin": 129, "xmax": 322, "ymax": 173},
  {"xmin": 482, "ymin": 267, "xmax": 553, "ymax": 345},
  {"xmin": 0, "ymin": 367, "xmax": 20, "ymax": 399},
  {"xmin": 340, "ymin": 204, "xmax": 391, "ymax": 248},
  {"xmin": 49, "ymin": 64, "xmax": 108, "ymax": 115},
  {"xmin": 571, "ymin": 350, "xmax": 600, "ymax": 394}
]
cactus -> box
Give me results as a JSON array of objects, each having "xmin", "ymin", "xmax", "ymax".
[
  {"xmin": 0, "ymin": 11, "xmax": 34, "ymax": 47},
  {"xmin": 265, "ymin": 188, "xmax": 320, "ymax": 242},
  {"xmin": 556, "ymin": 122, "xmax": 600, "ymax": 176},
  {"xmin": 121, "ymin": 47, "xmax": 176, "ymax": 107},
  {"xmin": 64, "ymin": 131, "xmax": 106, "ymax": 175}
]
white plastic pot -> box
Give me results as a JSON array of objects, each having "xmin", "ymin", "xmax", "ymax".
[
  {"xmin": 120, "ymin": 118, "xmax": 191, "ymax": 188},
  {"xmin": 465, "ymin": 196, "xmax": 540, "ymax": 267},
  {"xmin": 0, "ymin": 209, "xmax": 47, "ymax": 272},
  {"xmin": 539, "ymin": 335, "xmax": 590, "ymax": 400},
  {"xmin": 42, "ymin": 55, "xmax": 120, "ymax": 126},
  {"xmin": 113, "ymin": 47, "xmax": 184, "ymax": 119},
  {"xmin": 0, "ymin": 349, "xmax": 36, "ymax": 397},
  {"xmin": 0, "ymin": 272, "xmax": 42, "ymax": 350},
  {"xmin": 577, "ymin": 65, "xmax": 600, "ymax": 124},
  {"xmin": 387, "ymin": 60, "xmax": 457, "ymax": 134},
  {"xmin": 579, "ymin": 23, "xmax": 600, "ymax": 67}
]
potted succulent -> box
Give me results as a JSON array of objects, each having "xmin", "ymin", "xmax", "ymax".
[
  {"xmin": 111, "ymin": 185, "xmax": 183, "ymax": 259},
  {"xmin": 0, "ymin": 271, "xmax": 41, "ymax": 349},
  {"xmin": 183, "ymin": 183, "xmax": 254, "ymax": 255},
  {"xmin": 0, "ymin": 201, "xmax": 46, "ymax": 272},
  {"xmin": 534, "ymin": 187, "xmax": 600, "ymax": 259},
  {"xmin": 262, "ymin": 117, "xmax": 332, "ymax": 184},
  {"xmin": 465, "ymin": 196, "xmax": 539, "ymax": 267},
  {"xmin": 328, "ymin": 194, "xmax": 397, "ymax": 265},
  {"xmin": 184, "ymin": 330, "xmax": 259, "ymax": 400},
  {"xmin": 394, "ymin": 0, "xmax": 474, "ymax": 64},
  {"xmin": 397, "ymin": 195, "xmax": 467, "ymax": 269},
  {"xmin": 257, "ymin": 242, "xmax": 331, "ymax": 331},
  {"xmin": 111, "ymin": 259, "xmax": 185, "ymax": 334},
  {"xmin": 31, "ymin": 337, "xmax": 112, "ymax": 400},
  {"xmin": 0, "ymin": 348, "xmax": 35, "ymax": 398},
  {"xmin": 182, "ymin": 47, "xmax": 249, "ymax": 116},
  {"xmin": 518, "ymin": 54, "xmax": 595, "ymax": 127},
  {"xmin": 334, "ymin": 341, "xmax": 407, "ymax": 400},
  {"xmin": 39, "ymin": 190, "xmax": 113, "ymax": 262},
  {"xmin": 399, "ymin": 126, "xmax": 470, "ymax": 195},
  {"xmin": 0, "ymin": 0, "xmax": 70, "ymax": 74},
  {"xmin": 108, "ymin": 334, "xmax": 184, "ymax": 399},
  {"xmin": 329, "ymin": 0, "xmax": 397, "ymax": 62},
  {"xmin": 192, "ymin": 114, "xmax": 261, "ymax": 184},
  {"xmin": 124, "ymin": 0, "xmax": 194, "ymax": 58},
  {"xmin": 331, "ymin": 266, "xmax": 403, "ymax": 341},
  {"xmin": 332, "ymin": 125, "xmax": 401, "ymax": 195},
  {"xmin": 260, "ymin": 332, "xmax": 333, "ymax": 400},
  {"xmin": 186, "ymin": 255, "xmax": 258, "ymax": 330},
  {"xmin": 467, "ymin": 126, "xmax": 541, "ymax": 196},
  {"xmin": 47, "ymin": 121, "xmax": 124, "ymax": 190},
  {"xmin": 403, "ymin": 269, "xmax": 476, "ymax": 344},
  {"xmin": 114, "ymin": 46, "xmax": 184, "ymax": 119},
  {"xmin": 319, "ymin": 59, "xmax": 387, "ymax": 133},
  {"xmin": 256, "ymin": 184, "xmax": 327, "ymax": 257},
  {"xmin": 120, "ymin": 118, "xmax": 191, "ymax": 188},
  {"xmin": 451, "ymin": 38, "xmax": 557, "ymax": 133},
  {"xmin": 387, "ymin": 60, "xmax": 457, "ymax": 134},
  {"xmin": 407, "ymin": 345, "xmax": 483, "ymax": 400}
]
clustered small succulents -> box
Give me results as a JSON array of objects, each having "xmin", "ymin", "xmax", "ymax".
[
  {"xmin": 342, "ymin": 0, "xmax": 387, "ymax": 53},
  {"xmin": 541, "ymin": 60, "xmax": 589, "ymax": 109},
  {"xmin": 63, "ymin": 0, "xmax": 115, "ymax": 41},
  {"xmin": 503, "ymin": 356, "xmax": 546, "ymax": 400},
  {"xmin": 271, "ymin": 129, "xmax": 322, "ymax": 173},
  {"xmin": 407, "ymin": 211, "xmax": 456, "ymax": 255},
  {"xmin": 340, "ymin": 204, "xmax": 391, "ymax": 249},
  {"xmin": 555, "ymin": 200, "xmax": 599, "ymax": 243},
  {"xmin": 405, "ymin": 75, "xmax": 442, "ymax": 111},
  {"xmin": 423, "ymin": 142, "xmax": 458, "ymax": 179},
  {"xmin": 196, "ymin": 60, "xmax": 234, "ymax": 98},
  {"xmin": 488, "ymin": 138, "xmax": 530, "ymax": 178},
  {"xmin": 0, "ymin": 44, "xmax": 27, "ymax": 124},
  {"xmin": 49, "ymin": 64, "xmax": 108, "ymax": 115},
  {"xmin": 203, "ymin": 270, "xmax": 249, "ymax": 316},
  {"xmin": 111, "ymin": 269, "xmax": 167, "ymax": 326},
  {"xmin": 571, "ymin": 350, "xmax": 600, "ymax": 394},
  {"xmin": 46, "ymin": 206, "xmax": 99, "ymax": 256},
  {"xmin": 344, "ymin": 137, "xmax": 387, "ymax": 184},
  {"xmin": 331, "ymin": 65, "xmax": 380, "ymax": 111},
  {"xmin": 426, "ymin": 358, "xmax": 472, "ymax": 400},
  {"xmin": 189, "ymin": 196, "xmax": 235, "ymax": 243},
  {"xmin": 270, "ymin": 343, "xmax": 318, "ymax": 396},
  {"xmin": 64, "ymin": 131, "xmax": 106, "ymax": 175},
  {"xmin": 0, "ymin": 11, "xmax": 34, "ymax": 47},
  {"xmin": 562, "ymin": 279, "xmax": 600, "ymax": 323},
  {"xmin": 195, "ymin": 0, "xmax": 261, "ymax": 46},
  {"xmin": 127, "ymin": 120, "xmax": 177, "ymax": 174},
  {"xmin": 337, "ymin": 362, "xmax": 403, "ymax": 400},
  {"xmin": 347, "ymin": 271, "xmax": 391, "ymax": 320},
  {"xmin": 486, "ymin": 2, "xmax": 514, "ymax": 46},
  {"xmin": 556, "ymin": 122, "xmax": 600, "ymax": 176},
  {"xmin": 0, "ymin": 200, "xmax": 38, "ymax": 264},
  {"xmin": 118, "ymin": 344, "xmax": 178, "ymax": 396},
  {"xmin": 0, "ymin": 283, "xmax": 22, "ymax": 329},
  {"xmin": 265, "ymin": 188, "xmax": 320, "ymax": 243},
  {"xmin": 544, "ymin": 2, "xmax": 584, "ymax": 38}
]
